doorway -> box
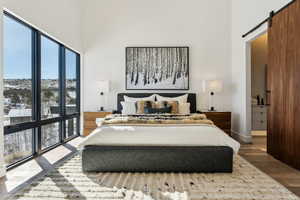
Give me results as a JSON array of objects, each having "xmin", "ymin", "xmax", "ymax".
[{"xmin": 250, "ymin": 33, "xmax": 268, "ymax": 137}]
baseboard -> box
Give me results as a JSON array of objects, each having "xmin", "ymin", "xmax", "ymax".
[
  {"xmin": 0, "ymin": 169, "xmax": 6, "ymax": 182},
  {"xmin": 231, "ymin": 130, "xmax": 252, "ymax": 143},
  {"xmin": 0, "ymin": 166, "xmax": 6, "ymax": 178},
  {"xmin": 251, "ymin": 131, "xmax": 267, "ymax": 137}
]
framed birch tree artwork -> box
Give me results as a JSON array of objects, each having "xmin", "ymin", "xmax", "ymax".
[{"xmin": 126, "ymin": 47, "xmax": 189, "ymax": 90}]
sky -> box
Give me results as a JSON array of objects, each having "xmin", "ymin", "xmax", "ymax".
[{"xmin": 4, "ymin": 15, "xmax": 77, "ymax": 80}]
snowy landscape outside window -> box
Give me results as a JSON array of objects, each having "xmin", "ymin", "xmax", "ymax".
[
  {"xmin": 3, "ymin": 15, "xmax": 33, "ymax": 126},
  {"xmin": 41, "ymin": 36, "xmax": 60, "ymax": 120},
  {"xmin": 3, "ymin": 15, "xmax": 34, "ymax": 166},
  {"xmin": 126, "ymin": 47, "xmax": 189, "ymax": 90},
  {"xmin": 65, "ymin": 49, "xmax": 77, "ymax": 115}
]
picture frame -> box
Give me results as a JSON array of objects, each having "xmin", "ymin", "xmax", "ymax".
[{"xmin": 125, "ymin": 46, "xmax": 189, "ymax": 90}]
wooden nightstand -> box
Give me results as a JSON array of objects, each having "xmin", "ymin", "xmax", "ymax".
[
  {"xmin": 83, "ymin": 112, "xmax": 112, "ymax": 136},
  {"xmin": 203, "ymin": 112, "xmax": 231, "ymax": 136}
]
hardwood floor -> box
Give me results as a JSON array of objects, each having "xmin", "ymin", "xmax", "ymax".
[
  {"xmin": 1, "ymin": 136, "xmax": 300, "ymax": 199},
  {"xmin": 239, "ymin": 136, "xmax": 300, "ymax": 197}
]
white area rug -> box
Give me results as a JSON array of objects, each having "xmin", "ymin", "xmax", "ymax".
[{"xmin": 12, "ymin": 154, "xmax": 299, "ymax": 200}]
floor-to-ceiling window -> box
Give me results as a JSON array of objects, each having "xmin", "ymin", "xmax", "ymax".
[
  {"xmin": 3, "ymin": 12, "xmax": 80, "ymax": 168},
  {"xmin": 65, "ymin": 49, "xmax": 80, "ymax": 139},
  {"xmin": 40, "ymin": 36, "xmax": 60, "ymax": 150}
]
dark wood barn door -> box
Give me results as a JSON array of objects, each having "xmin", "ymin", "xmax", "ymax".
[{"xmin": 267, "ymin": 0, "xmax": 300, "ymax": 169}]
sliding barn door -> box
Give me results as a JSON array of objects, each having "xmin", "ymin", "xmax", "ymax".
[{"xmin": 267, "ymin": 0, "xmax": 300, "ymax": 169}]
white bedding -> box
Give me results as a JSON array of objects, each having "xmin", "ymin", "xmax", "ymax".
[{"xmin": 79, "ymin": 124, "xmax": 240, "ymax": 153}]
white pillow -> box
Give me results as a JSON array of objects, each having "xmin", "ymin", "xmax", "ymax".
[
  {"xmin": 156, "ymin": 94, "xmax": 188, "ymax": 103},
  {"xmin": 121, "ymin": 101, "xmax": 136, "ymax": 115},
  {"xmin": 178, "ymin": 103, "xmax": 191, "ymax": 115},
  {"xmin": 124, "ymin": 94, "xmax": 156, "ymax": 102}
]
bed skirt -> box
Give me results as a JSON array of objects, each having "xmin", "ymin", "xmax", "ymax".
[{"xmin": 82, "ymin": 146, "xmax": 233, "ymax": 173}]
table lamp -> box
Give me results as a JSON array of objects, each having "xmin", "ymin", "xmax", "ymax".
[
  {"xmin": 204, "ymin": 80, "xmax": 223, "ymax": 111},
  {"xmin": 98, "ymin": 80, "xmax": 110, "ymax": 111}
]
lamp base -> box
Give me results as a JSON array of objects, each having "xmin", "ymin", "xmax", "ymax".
[{"xmin": 209, "ymin": 107, "xmax": 216, "ymax": 112}]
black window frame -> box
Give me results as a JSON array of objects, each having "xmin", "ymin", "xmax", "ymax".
[{"xmin": 3, "ymin": 11, "xmax": 81, "ymax": 170}]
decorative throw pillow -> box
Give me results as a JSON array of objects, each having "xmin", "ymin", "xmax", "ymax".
[
  {"xmin": 156, "ymin": 94, "xmax": 188, "ymax": 103},
  {"xmin": 135, "ymin": 101, "xmax": 155, "ymax": 114},
  {"xmin": 155, "ymin": 101, "xmax": 179, "ymax": 114},
  {"xmin": 144, "ymin": 106, "xmax": 172, "ymax": 114},
  {"xmin": 178, "ymin": 103, "xmax": 191, "ymax": 115},
  {"xmin": 121, "ymin": 101, "xmax": 136, "ymax": 115},
  {"xmin": 124, "ymin": 95, "xmax": 156, "ymax": 102}
]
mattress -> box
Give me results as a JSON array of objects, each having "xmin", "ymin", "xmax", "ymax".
[{"xmin": 79, "ymin": 124, "xmax": 240, "ymax": 153}]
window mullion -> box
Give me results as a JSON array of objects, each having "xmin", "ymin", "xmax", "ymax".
[
  {"xmin": 32, "ymin": 29, "xmax": 39, "ymax": 155},
  {"xmin": 36, "ymin": 32, "xmax": 42, "ymax": 154},
  {"xmin": 60, "ymin": 46, "xmax": 66, "ymax": 141},
  {"xmin": 76, "ymin": 55, "xmax": 81, "ymax": 114},
  {"xmin": 76, "ymin": 55, "xmax": 80, "ymax": 136}
]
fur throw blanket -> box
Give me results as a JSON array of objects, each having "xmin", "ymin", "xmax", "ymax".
[{"xmin": 102, "ymin": 114, "xmax": 214, "ymax": 126}]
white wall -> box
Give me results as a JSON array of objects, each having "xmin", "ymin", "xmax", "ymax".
[
  {"xmin": 0, "ymin": 0, "xmax": 6, "ymax": 178},
  {"xmin": 82, "ymin": 0, "xmax": 232, "ymax": 112},
  {"xmin": 231, "ymin": 0, "xmax": 291, "ymax": 141}
]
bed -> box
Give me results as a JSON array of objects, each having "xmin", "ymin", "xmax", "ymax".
[{"xmin": 79, "ymin": 93, "xmax": 240, "ymax": 173}]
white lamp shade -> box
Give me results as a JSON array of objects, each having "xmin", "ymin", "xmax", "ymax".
[
  {"xmin": 98, "ymin": 80, "xmax": 110, "ymax": 93},
  {"xmin": 205, "ymin": 80, "xmax": 223, "ymax": 93}
]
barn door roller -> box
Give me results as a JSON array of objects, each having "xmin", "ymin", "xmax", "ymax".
[{"xmin": 268, "ymin": 11, "xmax": 275, "ymax": 28}]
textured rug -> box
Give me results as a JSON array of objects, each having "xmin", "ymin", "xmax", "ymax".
[{"xmin": 11, "ymin": 154, "xmax": 299, "ymax": 200}]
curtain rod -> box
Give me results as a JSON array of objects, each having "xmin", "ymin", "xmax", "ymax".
[{"xmin": 242, "ymin": 0, "xmax": 296, "ymax": 38}]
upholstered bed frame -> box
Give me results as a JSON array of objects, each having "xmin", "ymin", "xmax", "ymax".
[{"xmin": 82, "ymin": 93, "xmax": 234, "ymax": 173}]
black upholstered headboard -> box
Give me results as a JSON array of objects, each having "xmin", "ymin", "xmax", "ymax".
[{"xmin": 117, "ymin": 93, "xmax": 197, "ymax": 113}]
